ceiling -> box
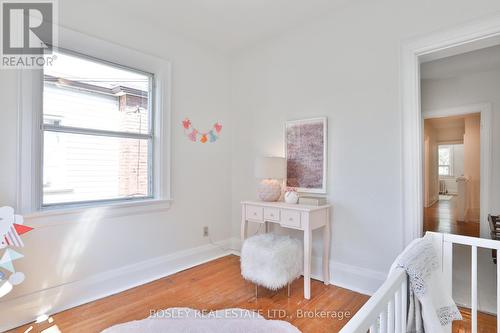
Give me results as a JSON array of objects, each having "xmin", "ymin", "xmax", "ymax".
[
  {"xmin": 421, "ymin": 44, "xmax": 500, "ymax": 80},
  {"xmin": 93, "ymin": 0, "xmax": 351, "ymax": 53},
  {"xmin": 425, "ymin": 115, "xmax": 465, "ymax": 130}
]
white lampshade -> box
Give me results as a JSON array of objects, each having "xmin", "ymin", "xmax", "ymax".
[{"xmin": 254, "ymin": 157, "xmax": 286, "ymax": 179}]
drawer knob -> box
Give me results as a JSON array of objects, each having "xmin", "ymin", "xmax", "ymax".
[
  {"xmin": 270, "ymin": 214, "xmax": 274, "ymax": 217},
  {"xmin": 289, "ymin": 218, "xmax": 293, "ymax": 221},
  {"xmin": 254, "ymin": 212, "xmax": 257, "ymax": 216}
]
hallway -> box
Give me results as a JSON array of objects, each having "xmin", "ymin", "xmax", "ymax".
[{"xmin": 424, "ymin": 195, "xmax": 480, "ymax": 237}]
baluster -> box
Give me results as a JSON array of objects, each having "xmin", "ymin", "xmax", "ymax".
[
  {"xmin": 395, "ymin": 289, "xmax": 401, "ymax": 332},
  {"xmin": 387, "ymin": 298, "xmax": 395, "ymax": 333},
  {"xmin": 380, "ymin": 309, "xmax": 387, "ymax": 333},
  {"xmin": 471, "ymin": 246, "xmax": 477, "ymax": 333},
  {"xmin": 401, "ymin": 276, "xmax": 407, "ymax": 333}
]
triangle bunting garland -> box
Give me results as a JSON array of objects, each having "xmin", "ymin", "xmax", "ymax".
[{"xmin": 182, "ymin": 118, "xmax": 222, "ymax": 144}]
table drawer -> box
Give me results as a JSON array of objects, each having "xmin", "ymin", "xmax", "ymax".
[
  {"xmin": 246, "ymin": 205, "xmax": 263, "ymax": 221},
  {"xmin": 264, "ymin": 207, "xmax": 280, "ymax": 221},
  {"xmin": 281, "ymin": 209, "xmax": 301, "ymax": 228}
]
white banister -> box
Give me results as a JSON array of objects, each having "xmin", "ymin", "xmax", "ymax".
[
  {"xmin": 339, "ymin": 270, "xmax": 406, "ymax": 333},
  {"xmin": 471, "ymin": 246, "xmax": 478, "ymax": 333},
  {"xmin": 340, "ymin": 232, "xmax": 500, "ymax": 333}
]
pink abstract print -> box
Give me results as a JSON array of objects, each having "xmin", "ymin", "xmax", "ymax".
[{"xmin": 286, "ymin": 119, "xmax": 326, "ymax": 191}]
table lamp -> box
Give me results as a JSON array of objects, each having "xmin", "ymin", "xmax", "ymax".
[{"xmin": 255, "ymin": 156, "xmax": 286, "ymax": 202}]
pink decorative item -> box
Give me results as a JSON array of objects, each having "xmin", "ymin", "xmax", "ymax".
[
  {"xmin": 182, "ymin": 118, "xmax": 222, "ymax": 143},
  {"xmin": 182, "ymin": 118, "xmax": 191, "ymax": 129},
  {"xmin": 188, "ymin": 129, "xmax": 198, "ymax": 142},
  {"xmin": 284, "ymin": 187, "xmax": 299, "ymax": 204}
]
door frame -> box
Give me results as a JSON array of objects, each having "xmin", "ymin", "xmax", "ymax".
[
  {"xmin": 401, "ymin": 14, "xmax": 500, "ymax": 245},
  {"xmin": 422, "ymin": 104, "xmax": 492, "ymax": 238}
]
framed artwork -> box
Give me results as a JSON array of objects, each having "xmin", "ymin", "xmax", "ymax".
[{"xmin": 285, "ymin": 117, "xmax": 327, "ymax": 193}]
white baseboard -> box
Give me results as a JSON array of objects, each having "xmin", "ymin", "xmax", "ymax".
[
  {"xmin": 0, "ymin": 239, "xmax": 235, "ymax": 332},
  {"xmin": 230, "ymin": 237, "xmax": 386, "ymax": 296}
]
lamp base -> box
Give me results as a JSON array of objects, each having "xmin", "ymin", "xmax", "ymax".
[{"xmin": 257, "ymin": 179, "xmax": 282, "ymax": 202}]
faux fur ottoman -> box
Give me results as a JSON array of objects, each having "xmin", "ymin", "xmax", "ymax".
[{"xmin": 240, "ymin": 233, "xmax": 303, "ymax": 291}]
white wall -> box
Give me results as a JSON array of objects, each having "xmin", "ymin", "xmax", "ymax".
[
  {"xmin": 230, "ymin": 0, "xmax": 500, "ymax": 292},
  {"xmin": 0, "ymin": 1, "xmax": 233, "ymax": 330}
]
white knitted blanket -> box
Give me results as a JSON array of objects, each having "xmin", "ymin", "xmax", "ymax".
[{"xmin": 390, "ymin": 235, "xmax": 462, "ymax": 332}]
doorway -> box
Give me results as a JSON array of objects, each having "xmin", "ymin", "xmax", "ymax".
[{"xmin": 422, "ymin": 113, "xmax": 480, "ymax": 237}]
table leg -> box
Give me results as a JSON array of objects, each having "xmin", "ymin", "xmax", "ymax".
[
  {"xmin": 323, "ymin": 213, "xmax": 331, "ymax": 285},
  {"xmin": 241, "ymin": 219, "xmax": 247, "ymax": 242},
  {"xmin": 304, "ymin": 228, "xmax": 312, "ymax": 299}
]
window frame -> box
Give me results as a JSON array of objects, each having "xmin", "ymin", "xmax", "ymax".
[
  {"xmin": 17, "ymin": 27, "xmax": 172, "ymax": 217},
  {"xmin": 41, "ymin": 48, "xmax": 156, "ymax": 208},
  {"xmin": 438, "ymin": 145, "xmax": 454, "ymax": 177}
]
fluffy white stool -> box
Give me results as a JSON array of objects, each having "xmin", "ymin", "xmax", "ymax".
[{"xmin": 240, "ymin": 233, "xmax": 303, "ymax": 297}]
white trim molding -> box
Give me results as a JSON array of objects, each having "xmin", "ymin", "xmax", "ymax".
[
  {"xmin": 401, "ymin": 14, "xmax": 500, "ymax": 246},
  {"xmin": 16, "ymin": 26, "xmax": 172, "ymax": 216},
  {"xmin": 423, "ymin": 103, "xmax": 492, "ymax": 238}
]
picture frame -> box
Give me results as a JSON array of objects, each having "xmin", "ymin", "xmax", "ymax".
[{"xmin": 285, "ymin": 117, "xmax": 327, "ymax": 194}]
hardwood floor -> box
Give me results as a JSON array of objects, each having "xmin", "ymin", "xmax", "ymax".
[
  {"xmin": 424, "ymin": 196, "xmax": 480, "ymax": 237},
  {"xmin": 454, "ymin": 307, "xmax": 497, "ymax": 333},
  {"xmin": 7, "ymin": 255, "xmax": 496, "ymax": 333},
  {"xmin": 7, "ymin": 255, "xmax": 368, "ymax": 333}
]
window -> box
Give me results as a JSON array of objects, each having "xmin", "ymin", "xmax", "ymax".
[
  {"xmin": 438, "ymin": 145, "xmax": 452, "ymax": 176},
  {"xmin": 42, "ymin": 50, "xmax": 154, "ymax": 207}
]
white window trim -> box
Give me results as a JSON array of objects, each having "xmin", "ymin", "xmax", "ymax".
[
  {"xmin": 16, "ymin": 26, "xmax": 172, "ymax": 218},
  {"xmin": 438, "ymin": 145, "xmax": 454, "ymax": 177}
]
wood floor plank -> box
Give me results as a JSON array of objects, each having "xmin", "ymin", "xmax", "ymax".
[{"xmin": 6, "ymin": 255, "xmax": 496, "ymax": 333}]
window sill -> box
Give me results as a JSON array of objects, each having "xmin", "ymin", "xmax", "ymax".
[{"xmin": 24, "ymin": 198, "xmax": 172, "ymax": 227}]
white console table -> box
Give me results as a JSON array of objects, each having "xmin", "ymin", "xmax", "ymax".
[{"xmin": 240, "ymin": 200, "xmax": 331, "ymax": 299}]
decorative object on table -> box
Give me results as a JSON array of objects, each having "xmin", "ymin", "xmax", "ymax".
[
  {"xmin": 298, "ymin": 195, "xmax": 327, "ymax": 206},
  {"xmin": 255, "ymin": 156, "xmax": 286, "ymax": 202},
  {"xmin": 102, "ymin": 307, "xmax": 301, "ymax": 333},
  {"xmin": 286, "ymin": 117, "xmax": 327, "ymax": 193},
  {"xmin": 0, "ymin": 206, "xmax": 33, "ymax": 298},
  {"xmin": 284, "ymin": 187, "xmax": 299, "ymax": 204},
  {"xmin": 240, "ymin": 233, "xmax": 303, "ymax": 298},
  {"xmin": 182, "ymin": 117, "xmax": 222, "ymax": 144}
]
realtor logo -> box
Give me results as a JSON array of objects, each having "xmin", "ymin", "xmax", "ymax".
[{"xmin": 1, "ymin": 0, "xmax": 57, "ymax": 68}]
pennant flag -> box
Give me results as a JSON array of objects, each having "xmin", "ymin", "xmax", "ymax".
[
  {"xmin": 14, "ymin": 224, "xmax": 33, "ymax": 236},
  {"xmin": 0, "ymin": 249, "xmax": 24, "ymax": 272},
  {"xmin": 3, "ymin": 225, "xmax": 23, "ymax": 248},
  {"xmin": 188, "ymin": 129, "xmax": 198, "ymax": 142},
  {"xmin": 200, "ymin": 133, "xmax": 208, "ymax": 143},
  {"xmin": 209, "ymin": 130, "xmax": 218, "ymax": 143},
  {"xmin": 182, "ymin": 118, "xmax": 191, "ymax": 129}
]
